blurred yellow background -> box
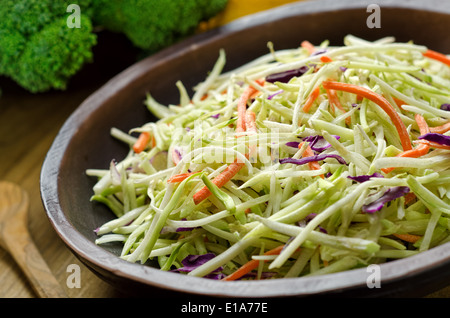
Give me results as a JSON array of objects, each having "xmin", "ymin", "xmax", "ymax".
[{"xmin": 200, "ymin": 0, "xmax": 303, "ymax": 30}]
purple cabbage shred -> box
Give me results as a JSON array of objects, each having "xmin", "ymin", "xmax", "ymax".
[
  {"xmin": 311, "ymin": 48, "xmax": 328, "ymax": 56},
  {"xmin": 171, "ymin": 253, "xmax": 223, "ymax": 279},
  {"xmin": 440, "ymin": 104, "xmax": 450, "ymax": 111},
  {"xmin": 347, "ymin": 172, "xmax": 384, "ymax": 183},
  {"xmin": 362, "ymin": 186, "xmax": 410, "ymax": 214},
  {"xmin": 268, "ymin": 90, "xmax": 284, "ymax": 100},
  {"xmin": 279, "ymin": 153, "xmax": 347, "ymax": 165},
  {"xmin": 285, "ymin": 141, "xmax": 300, "ymax": 148},
  {"xmin": 265, "ymin": 66, "xmax": 309, "ymax": 83},
  {"xmin": 302, "ymin": 135, "xmax": 340, "ymax": 152},
  {"xmin": 419, "ymin": 133, "xmax": 450, "ymax": 146}
]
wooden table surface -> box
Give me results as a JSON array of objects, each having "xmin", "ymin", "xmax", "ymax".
[{"xmin": 1, "ymin": 2, "xmax": 449, "ymax": 299}]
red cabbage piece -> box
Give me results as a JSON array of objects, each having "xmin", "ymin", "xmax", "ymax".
[
  {"xmin": 171, "ymin": 253, "xmax": 223, "ymax": 279},
  {"xmin": 268, "ymin": 90, "xmax": 283, "ymax": 100},
  {"xmin": 279, "ymin": 153, "xmax": 347, "ymax": 165},
  {"xmin": 285, "ymin": 141, "xmax": 300, "ymax": 148},
  {"xmin": 285, "ymin": 135, "xmax": 340, "ymax": 152},
  {"xmin": 347, "ymin": 173, "xmax": 384, "ymax": 183},
  {"xmin": 362, "ymin": 186, "xmax": 410, "ymax": 214},
  {"xmin": 440, "ymin": 103, "xmax": 450, "ymax": 111},
  {"xmin": 311, "ymin": 48, "xmax": 328, "ymax": 56},
  {"xmin": 265, "ymin": 66, "xmax": 309, "ymax": 83},
  {"xmin": 176, "ymin": 218, "xmax": 199, "ymax": 232},
  {"xmin": 305, "ymin": 213, "xmax": 317, "ymax": 222},
  {"xmin": 303, "ymin": 135, "xmax": 340, "ymax": 152},
  {"xmin": 176, "ymin": 226, "xmax": 197, "ymax": 232},
  {"xmin": 419, "ymin": 133, "xmax": 450, "ymax": 146}
]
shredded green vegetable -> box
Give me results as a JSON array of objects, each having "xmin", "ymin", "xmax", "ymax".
[{"xmin": 87, "ymin": 35, "xmax": 450, "ymax": 281}]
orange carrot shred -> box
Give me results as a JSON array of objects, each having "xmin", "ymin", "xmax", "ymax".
[
  {"xmin": 415, "ymin": 140, "xmax": 450, "ymax": 150},
  {"xmin": 320, "ymin": 55, "xmax": 333, "ymax": 63},
  {"xmin": 301, "ymin": 40, "xmax": 316, "ymax": 54},
  {"xmin": 245, "ymin": 110, "xmax": 257, "ymax": 135},
  {"xmin": 133, "ymin": 132, "xmax": 151, "ymax": 153},
  {"xmin": 193, "ymin": 158, "xmax": 246, "ymax": 205},
  {"xmin": 423, "ymin": 49, "xmax": 450, "ymax": 67},
  {"xmin": 236, "ymin": 80, "xmax": 264, "ymax": 134},
  {"xmin": 404, "ymin": 192, "xmax": 416, "ymax": 205},
  {"xmin": 301, "ymin": 86, "xmax": 321, "ymax": 113},
  {"xmin": 393, "ymin": 233, "xmax": 422, "ymax": 244},
  {"xmin": 325, "ymin": 87, "xmax": 351, "ymax": 126},
  {"xmin": 429, "ymin": 121, "xmax": 450, "ymax": 134},
  {"xmin": 322, "ymin": 81, "xmax": 412, "ymax": 151},
  {"xmin": 392, "ymin": 96, "xmax": 407, "ymax": 109},
  {"xmin": 298, "ymin": 142, "xmax": 322, "ymax": 172},
  {"xmin": 167, "ymin": 172, "xmax": 197, "ymax": 183},
  {"xmin": 222, "ymin": 245, "xmax": 285, "ymax": 281},
  {"xmin": 382, "ymin": 114, "xmax": 430, "ymax": 173}
]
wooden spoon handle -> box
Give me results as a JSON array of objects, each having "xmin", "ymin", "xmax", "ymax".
[
  {"xmin": 4, "ymin": 232, "xmax": 68, "ymax": 298},
  {"xmin": 0, "ymin": 183, "xmax": 67, "ymax": 298}
]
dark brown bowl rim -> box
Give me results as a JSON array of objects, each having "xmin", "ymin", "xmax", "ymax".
[{"xmin": 41, "ymin": 0, "xmax": 450, "ymax": 297}]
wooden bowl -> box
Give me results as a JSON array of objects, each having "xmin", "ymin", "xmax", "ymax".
[{"xmin": 41, "ymin": 0, "xmax": 450, "ymax": 297}]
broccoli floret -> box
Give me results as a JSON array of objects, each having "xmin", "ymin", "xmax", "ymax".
[
  {"xmin": 0, "ymin": 0, "xmax": 228, "ymax": 93},
  {"xmin": 15, "ymin": 16, "xmax": 96, "ymax": 93},
  {"xmin": 92, "ymin": 0, "xmax": 229, "ymax": 52},
  {"xmin": 0, "ymin": 0, "xmax": 97, "ymax": 93}
]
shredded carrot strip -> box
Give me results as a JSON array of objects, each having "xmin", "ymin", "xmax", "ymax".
[
  {"xmin": 382, "ymin": 114, "xmax": 430, "ymax": 173},
  {"xmin": 197, "ymin": 82, "xmax": 261, "ymax": 205},
  {"xmin": 301, "ymin": 86, "xmax": 321, "ymax": 113},
  {"xmin": 298, "ymin": 142, "xmax": 322, "ymax": 172},
  {"xmin": 236, "ymin": 80, "xmax": 264, "ymax": 134},
  {"xmin": 133, "ymin": 132, "xmax": 151, "ymax": 153},
  {"xmin": 322, "ymin": 81, "xmax": 412, "ymax": 151},
  {"xmin": 193, "ymin": 158, "xmax": 246, "ymax": 205},
  {"xmin": 222, "ymin": 245, "xmax": 285, "ymax": 281},
  {"xmin": 320, "ymin": 55, "xmax": 333, "ymax": 63},
  {"xmin": 393, "ymin": 233, "xmax": 422, "ymax": 244},
  {"xmin": 429, "ymin": 121, "xmax": 450, "ymax": 134},
  {"xmin": 301, "ymin": 40, "xmax": 316, "ymax": 54},
  {"xmin": 325, "ymin": 87, "xmax": 351, "ymax": 126},
  {"xmin": 167, "ymin": 172, "xmax": 197, "ymax": 183},
  {"xmin": 392, "ymin": 96, "xmax": 407, "ymax": 109},
  {"xmin": 404, "ymin": 192, "xmax": 416, "ymax": 205},
  {"xmin": 245, "ymin": 110, "xmax": 258, "ymax": 162},
  {"xmin": 415, "ymin": 140, "xmax": 450, "ymax": 150},
  {"xmin": 415, "ymin": 113, "xmax": 431, "ymax": 135},
  {"xmin": 249, "ymin": 90, "xmax": 262, "ymax": 100},
  {"xmin": 423, "ymin": 49, "xmax": 450, "ymax": 66},
  {"xmin": 245, "ymin": 110, "xmax": 257, "ymax": 135}
]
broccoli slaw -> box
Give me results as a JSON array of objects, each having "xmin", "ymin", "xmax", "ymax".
[{"xmin": 87, "ymin": 35, "xmax": 450, "ymax": 281}]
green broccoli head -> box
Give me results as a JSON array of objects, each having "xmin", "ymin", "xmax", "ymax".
[
  {"xmin": 0, "ymin": 0, "xmax": 228, "ymax": 93},
  {"xmin": 0, "ymin": 0, "xmax": 97, "ymax": 93},
  {"xmin": 92, "ymin": 0, "xmax": 229, "ymax": 52},
  {"xmin": 14, "ymin": 16, "xmax": 96, "ymax": 93}
]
